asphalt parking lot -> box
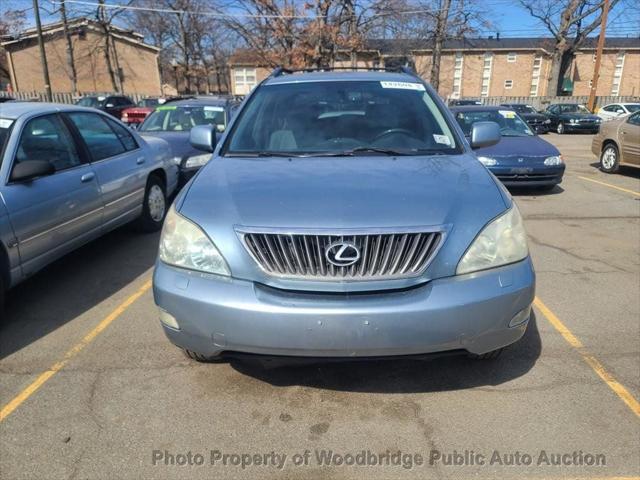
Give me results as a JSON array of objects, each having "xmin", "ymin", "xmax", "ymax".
[{"xmin": 1, "ymin": 133, "xmax": 639, "ymax": 480}]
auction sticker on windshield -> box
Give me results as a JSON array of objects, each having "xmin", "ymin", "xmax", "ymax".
[
  {"xmin": 499, "ymin": 110, "xmax": 517, "ymax": 118},
  {"xmin": 380, "ymin": 81, "xmax": 426, "ymax": 91},
  {"xmin": 204, "ymin": 106, "xmax": 224, "ymax": 112}
]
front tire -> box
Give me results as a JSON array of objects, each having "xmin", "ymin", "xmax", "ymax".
[
  {"xmin": 135, "ymin": 175, "xmax": 167, "ymax": 232},
  {"xmin": 600, "ymin": 144, "xmax": 620, "ymax": 173},
  {"xmin": 556, "ymin": 122, "xmax": 565, "ymax": 134},
  {"xmin": 183, "ymin": 349, "xmax": 224, "ymax": 363}
]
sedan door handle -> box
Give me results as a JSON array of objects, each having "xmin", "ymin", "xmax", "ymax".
[
  {"xmin": 136, "ymin": 157, "xmax": 145, "ymax": 165},
  {"xmin": 81, "ymin": 172, "xmax": 95, "ymax": 183}
]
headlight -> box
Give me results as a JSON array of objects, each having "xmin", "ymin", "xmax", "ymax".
[
  {"xmin": 477, "ymin": 156, "xmax": 497, "ymax": 166},
  {"xmin": 456, "ymin": 204, "xmax": 528, "ymax": 275},
  {"xmin": 544, "ymin": 119, "xmax": 551, "ymax": 124},
  {"xmin": 159, "ymin": 206, "xmax": 230, "ymax": 276},
  {"xmin": 544, "ymin": 155, "xmax": 563, "ymax": 166},
  {"xmin": 184, "ymin": 153, "xmax": 212, "ymax": 169}
]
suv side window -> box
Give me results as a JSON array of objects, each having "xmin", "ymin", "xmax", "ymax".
[
  {"xmin": 14, "ymin": 114, "xmax": 82, "ymax": 173},
  {"xmin": 67, "ymin": 112, "xmax": 126, "ymax": 160},
  {"xmin": 628, "ymin": 112, "xmax": 640, "ymax": 126},
  {"xmin": 104, "ymin": 117, "xmax": 138, "ymax": 151}
]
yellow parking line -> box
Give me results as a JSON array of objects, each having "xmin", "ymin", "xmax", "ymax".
[
  {"xmin": 0, "ymin": 279, "xmax": 152, "ymax": 422},
  {"xmin": 534, "ymin": 297, "xmax": 640, "ymax": 418},
  {"xmin": 578, "ymin": 176, "xmax": 640, "ymax": 197}
]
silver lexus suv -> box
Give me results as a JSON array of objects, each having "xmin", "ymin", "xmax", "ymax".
[{"xmin": 153, "ymin": 68, "xmax": 535, "ymax": 362}]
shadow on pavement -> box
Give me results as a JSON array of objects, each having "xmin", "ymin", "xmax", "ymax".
[
  {"xmin": 589, "ymin": 162, "xmax": 640, "ymax": 178},
  {"xmin": 509, "ymin": 185, "xmax": 565, "ymax": 196},
  {"xmin": 229, "ymin": 313, "xmax": 542, "ymax": 393},
  {"xmin": 0, "ymin": 227, "xmax": 159, "ymax": 360}
]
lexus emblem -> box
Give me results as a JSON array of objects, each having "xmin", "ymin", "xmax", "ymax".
[{"xmin": 325, "ymin": 241, "xmax": 361, "ymax": 267}]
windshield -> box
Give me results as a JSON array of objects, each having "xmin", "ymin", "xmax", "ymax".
[
  {"xmin": 76, "ymin": 97, "xmax": 102, "ymax": 108},
  {"xmin": 0, "ymin": 118, "xmax": 13, "ymax": 167},
  {"xmin": 139, "ymin": 98, "xmax": 160, "ymax": 108},
  {"xmin": 225, "ymin": 80, "xmax": 459, "ymax": 156},
  {"xmin": 558, "ymin": 104, "xmax": 590, "ymax": 114},
  {"xmin": 510, "ymin": 105, "xmax": 536, "ymax": 114},
  {"xmin": 139, "ymin": 105, "xmax": 226, "ymax": 132},
  {"xmin": 454, "ymin": 110, "xmax": 534, "ymax": 137},
  {"xmin": 624, "ymin": 104, "xmax": 640, "ymax": 113}
]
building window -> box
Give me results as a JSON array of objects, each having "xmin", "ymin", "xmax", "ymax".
[
  {"xmin": 481, "ymin": 52, "xmax": 493, "ymax": 97},
  {"xmin": 504, "ymin": 79, "xmax": 513, "ymax": 89},
  {"xmin": 452, "ymin": 52, "xmax": 464, "ymax": 98},
  {"xmin": 529, "ymin": 54, "xmax": 543, "ymax": 97},
  {"xmin": 234, "ymin": 67, "xmax": 257, "ymax": 95},
  {"xmin": 507, "ymin": 52, "xmax": 517, "ymax": 62},
  {"xmin": 611, "ymin": 52, "xmax": 625, "ymax": 95}
]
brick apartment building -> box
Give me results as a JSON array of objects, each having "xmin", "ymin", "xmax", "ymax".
[
  {"xmin": 228, "ymin": 37, "xmax": 640, "ymax": 99},
  {"xmin": 1, "ymin": 18, "xmax": 162, "ymax": 95}
]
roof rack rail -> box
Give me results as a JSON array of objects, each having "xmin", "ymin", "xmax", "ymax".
[{"xmin": 268, "ymin": 65, "xmax": 423, "ymax": 77}]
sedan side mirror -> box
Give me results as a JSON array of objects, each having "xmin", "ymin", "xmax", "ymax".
[
  {"xmin": 190, "ymin": 124, "xmax": 217, "ymax": 153},
  {"xmin": 470, "ymin": 121, "xmax": 501, "ymax": 149},
  {"xmin": 11, "ymin": 160, "xmax": 55, "ymax": 182}
]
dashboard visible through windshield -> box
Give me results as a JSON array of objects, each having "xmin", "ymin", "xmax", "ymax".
[{"xmin": 224, "ymin": 80, "xmax": 460, "ymax": 156}]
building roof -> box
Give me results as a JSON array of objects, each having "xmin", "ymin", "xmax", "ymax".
[
  {"xmin": 365, "ymin": 36, "xmax": 640, "ymax": 55},
  {"xmin": 1, "ymin": 17, "xmax": 160, "ymax": 53},
  {"xmin": 228, "ymin": 49, "xmax": 270, "ymax": 66}
]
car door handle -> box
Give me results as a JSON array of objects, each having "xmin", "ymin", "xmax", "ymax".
[
  {"xmin": 136, "ymin": 157, "xmax": 145, "ymax": 165},
  {"xmin": 81, "ymin": 172, "xmax": 95, "ymax": 183}
]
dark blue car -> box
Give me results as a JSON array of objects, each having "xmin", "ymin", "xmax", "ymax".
[{"xmin": 451, "ymin": 106, "xmax": 565, "ymax": 190}]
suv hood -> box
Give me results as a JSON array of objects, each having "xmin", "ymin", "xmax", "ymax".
[{"xmin": 177, "ymin": 154, "xmax": 511, "ymax": 290}]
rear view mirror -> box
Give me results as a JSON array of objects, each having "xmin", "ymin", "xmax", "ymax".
[
  {"xmin": 11, "ymin": 160, "xmax": 55, "ymax": 182},
  {"xmin": 470, "ymin": 121, "xmax": 501, "ymax": 149},
  {"xmin": 190, "ymin": 125, "xmax": 217, "ymax": 153}
]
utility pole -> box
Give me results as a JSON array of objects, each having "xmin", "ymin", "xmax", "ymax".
[
  {"xmin": 587, "ymin": 0, "xmax": 610, "ymax": 112},
  {"xmin": 33, "ymin": 0, "xmax": 52, "ymax": 101},
  {"xmin": 60, "ymin": 0, "xmax": 78, "ymax": 94}
]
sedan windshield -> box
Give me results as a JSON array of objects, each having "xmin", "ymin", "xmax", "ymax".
[
  {"xmin": 225, "ymin": 81, "xmax": 459, "ymax": 156},
  {"xmin": 139, "ymin": 105, "xmax": 226, "ymax": 132},
  {"xmin": 76, "ymin": 97, "xmax": 102, "ymax": 108},
  {"xmin": 558, "ymin": 104, "xmax": 590, "ymax": 114},
  {"xmin": 510, "ymin": 105, "xmax": 537, "ymax": 114},
  {"xmin": 454, "ymin": 110, "xmax": 534, "ymax": 137},
  {"xmin": 0, "ymin": 118, "xmax": 13, "ymax": 167}
]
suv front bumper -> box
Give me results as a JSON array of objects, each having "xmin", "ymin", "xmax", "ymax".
[{"xmin": 153, "ymin": 258, "xmax": 535, "ymax": 358}]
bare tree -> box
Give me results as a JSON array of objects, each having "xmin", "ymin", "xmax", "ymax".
[
  {"xmin": 60, "ymin": 0, "xmax": 78, "ymax": 93},
  {"xmin": 519, "ymin": 0, "xmax": 622, "ymax": 96},
  {"xmin": 0, "ymin": 8, "xmax": 26, "ymax": 88}
]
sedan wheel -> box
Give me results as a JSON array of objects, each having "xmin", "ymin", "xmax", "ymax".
[
  {"xmin": 135, "ymin": 175, "xmax": 167, "ymax": 232},
  {"xmin": 600, "ymin": 145, "xmax": 620, "ymax": 173},
  {"xmin": 556, "ymin": 122, "xmax": 564, "ymax": 134}
]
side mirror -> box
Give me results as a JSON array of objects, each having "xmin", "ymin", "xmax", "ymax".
[
  {"xmin": 470, "ymin": 121, "xmax": 501, "ymax": 149},
  {"xmin": 11, "ymin": 160, "xmax": 55, "ymax": 182},
  {"xmin": 190, "ymin": 124, "xmax": 217, "ymax": 153}
]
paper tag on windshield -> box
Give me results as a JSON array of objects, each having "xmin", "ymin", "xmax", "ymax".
[
  {"xmin": 0, "ymin": 119, "xmax": 12, "ymax": 128},
  {"xmin": 499, "ymin": 110, "xmax": 516, "ymax": 118},
  {"xmin": 380, "ymin": 81, "xmax": 425, "ymax": 91},
  {"xmin": 433, "ymin": 134, "xmax": 451, "ymax": 145},
  {"xmin": 204, "ymin": 106, "xmax": 224, "ymax": 112}
]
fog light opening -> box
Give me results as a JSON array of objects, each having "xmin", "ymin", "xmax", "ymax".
[
  {"xmin": 159, "ymin": 309, "xmax": 180, "ymax": 330},
  {"xmin": 509, "ymin": 306, "xmax": 531, "ymax": 328}
]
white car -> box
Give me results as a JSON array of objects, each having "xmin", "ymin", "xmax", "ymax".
[{"xmin": 597, "ymin": 103, "xmax": 640, "ymax": 121}]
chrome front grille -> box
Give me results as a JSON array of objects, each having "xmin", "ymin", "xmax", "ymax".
[{"xmin": 241, "ymin": 230, "xmax": 442, "ymax": 280}]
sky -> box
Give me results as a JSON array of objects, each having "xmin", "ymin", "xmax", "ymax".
[{"xmin": 2, "ymin": 0, "xmax": 639, "ymax": 39}]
